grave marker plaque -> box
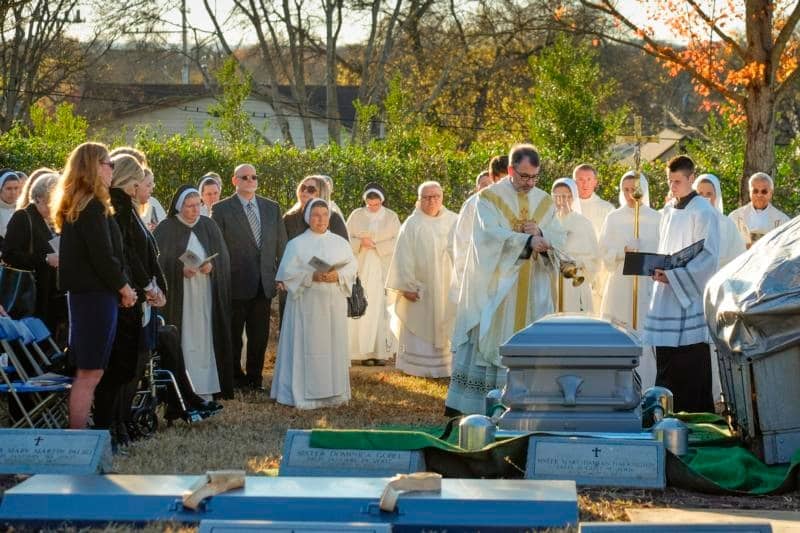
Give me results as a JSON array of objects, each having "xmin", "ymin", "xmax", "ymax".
[
  {"xmin": 279, "ymin": 430, "xmax": 425, "ymax": 477},
  {"xmin": 0, "ymin": 429, "xmax": 111, "ymax": 475},
  {"xmin": 526, "ymin": 436, "xmax": 665, "ymax": 489}
]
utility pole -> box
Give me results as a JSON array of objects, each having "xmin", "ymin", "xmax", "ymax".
[{"xmin": 181, "ymin": 0, "xmax": 189, "ymax": 84}]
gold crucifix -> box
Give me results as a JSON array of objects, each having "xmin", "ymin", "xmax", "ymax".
[{"xmin": 618, "ymin": 115, "xmax": 660, "ymax": 179}]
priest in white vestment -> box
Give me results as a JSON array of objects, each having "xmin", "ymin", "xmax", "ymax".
[
  {"xmin": 551, "ymin": 178, "xmax": 599, "ymax": 313},
  {"xmin": 272, "ymin": 199, "xmax": 357, "ymax": 409},
  {"xmin": 728, "ymin": 172, "xmax": 790, "ymax": 249},
  {"xmin": 449, "ymin": 171, "xmax": 494, "ymax": 302},
  {"xmin": 346, "ymin": 184, "xmax": 401, "ymax": 365},
  {"xmin": 573, "ymin": 164, "xmax": 615, "ymax": 312},
  {"xmin": 386, "ymin": 181, "xmax": 458, "ymax": 378},
  {"xmin": 643, "ymin": 156, "xmax": 719, "ymax": 413},
  {"xmin": 445, "ymin": 145, "xmax": 566, "ymax": 415},
  {"xmin": 0, "ymin": 170, "xmax": 22, "ymax": 240},
  {"xmin": 599, "ymin": 171, "xmax": 661, "ymax": 388}
]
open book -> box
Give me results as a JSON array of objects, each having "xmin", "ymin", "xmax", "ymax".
[
  {"xmin": 179, "ymin": 250, "xmax": 219, "ymax": 269},
  {"xmin": 623, "ymin": 239, "xmax": 705, "ymax": 276},
  {"xmin": 308, "ymin": 256, "xmax": 350, "ymax": 273}
]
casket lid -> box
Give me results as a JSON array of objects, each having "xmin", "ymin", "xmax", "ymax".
[{"xmin": 499, "ymin": 314, "xmax": 641, "ymax": 357}]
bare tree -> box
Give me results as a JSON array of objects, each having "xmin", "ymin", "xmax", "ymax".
[
  {"xmin": 322, "ymin": 0, "xmax": 343, "ymax": 144},
  {"xmin": 0, "ymin": 0, "xmax": 110, "ymax": 131}
]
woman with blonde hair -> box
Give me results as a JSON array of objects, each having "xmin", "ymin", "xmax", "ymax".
[
  {"xmin": 282, "ymin": 175, "xmax": 348, "ymax": 242},
  {"xmin": 16, "ymin": 167, "xmax": 57, "ymax": 210},
  {"xmin": 52, "ymin": 141, "xmax": 137, "ymax": 430},
  {"xmin": 93, "ymin": 154, "xmax": 168, "ymax": 446}
]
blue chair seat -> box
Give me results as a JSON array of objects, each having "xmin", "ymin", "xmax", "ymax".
[{"xmin": 0, "ymin": 381, "xmax": 71, "ymax": 393}]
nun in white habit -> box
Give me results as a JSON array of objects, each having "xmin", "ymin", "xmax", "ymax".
[
  {"xmin": 272, "ymin": 199, "xmax": 358, "ymax": 409},
  {"xmin": 598, "ymin": 172, "xmax": 661, "ymax": 389},
  {"xmin": 550, "ymin": 177, "xmax": 600, "ymax": 313},
  {"xmin": 346, "ymin": 184, "xmax": 401, "ymax": 364}
]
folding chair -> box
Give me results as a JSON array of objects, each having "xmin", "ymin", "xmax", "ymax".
[
  {"xmin": 0, "ymin": 318, "xmax": 70, "ymax": 428},
  {"xmin": 19, "ymin": 316, "xmax": 66, "ymax": 370}
]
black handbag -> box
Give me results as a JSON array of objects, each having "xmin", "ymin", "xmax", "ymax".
[
  {"xmin": 347, "ymin": 276, "xmax": 368, "ymax": 318},
  {"xmin": 0, "ymin": 211, "xmax": 37, "ymax": 318}
]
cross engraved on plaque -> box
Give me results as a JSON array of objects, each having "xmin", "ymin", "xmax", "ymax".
[
  {"xmin": 34, "ymin": 437, "xmax": 43, "ymax": 446},
  {"xmin": 592, "ymin": 447, "xmax": 601, "ymax": 458}
]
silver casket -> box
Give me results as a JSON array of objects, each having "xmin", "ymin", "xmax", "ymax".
[{"xmin": 498, "ymin": 314, "xmax": 643, "ymax": 432}]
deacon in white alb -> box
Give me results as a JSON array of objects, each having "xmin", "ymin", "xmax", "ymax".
[
  {"xmin": 598, "ymin": 171, "xmax": 661, "ymax": 388},
  {"xmin": 386, "ymin": 181, "xmax": 458, "ymax": 378},
  {"xmin": 643, "ymin": 156, "xmax": 719, "ymax": 414},
  {"xmin": 573, "ymin": 164, "xmax": 615, "ymax": 311},
  {"xmin": 550, "ymin": 177, "xmax": 599, "ymax": 313},
  {"xmin": 728, "ymin": 172, "xmax": 790, "ymax": 248},
  {"xmin": 445, "ymin": 145, "xmax": 565, "ymax": 415},
  {"xmin": 346, "ymin": 183, "xmax": 401, "ymax": 365},
  {"xmin": 272, "ymin": 199, "xmax": 358, "ymax": 409}
]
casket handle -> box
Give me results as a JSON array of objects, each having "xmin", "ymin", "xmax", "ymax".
[{"xmin": 556, "ymin": 375, "xmax": 584, "ymax": 406}]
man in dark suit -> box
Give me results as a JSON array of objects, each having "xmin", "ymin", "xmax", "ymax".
[{"xmin": 211, "ymin": 163, "xmax": 287, "ymax": 390}]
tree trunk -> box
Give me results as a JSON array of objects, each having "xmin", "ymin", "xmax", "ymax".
[
  {"xmin": 741, "ymin": 86, "xmax": 776, "ymax": 205},
  {"xmin": 324, "ymin": 0, "xmax": 342, "ymax": 145}
]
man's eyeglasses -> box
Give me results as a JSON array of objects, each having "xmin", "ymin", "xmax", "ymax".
[
  {"xmin": 513, "ymin": 168, "xmax": 539, "ymax": 183},
  {"xmin": 101, "ymin": 160, "xmax": 115, "ymax": 170},
  {"xmin": 421, "ymin": 194, "xmax": 442, "ymax": 201},
  {"xmin": 751, "ymin": 188, "xmax": 769, "ymax": 195},
  {"xmin": 300, "ymin": 185, "xmax": 317, "ymax": 193},
  {"xmin": 238, "ymin": 174, "xmax": 258, "ymax": 181}
]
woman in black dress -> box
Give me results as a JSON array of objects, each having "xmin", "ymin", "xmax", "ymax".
[{"xmin": 51, "ymin": 142, "xmax": 137, "ymax": 430}]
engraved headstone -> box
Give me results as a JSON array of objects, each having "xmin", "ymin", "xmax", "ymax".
[
  {"xmin": 279, "ymin": 430, "xmax": 425, "ymax": 477},
  {"xmin": 0, "ymin": 429, "xmax": 112, "ymax": 475},
  {"xmin": 526, "ymin": 436, "xmax": 665, "ymax": 489},
  {"xmin": 200, "ymin": 520, "xmax": 392, "ymax": 533}
]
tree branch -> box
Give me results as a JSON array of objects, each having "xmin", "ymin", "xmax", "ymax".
[
  {"xmin": 684, "ymin": 0, "xmax": 747, "ymax": 59},
  {"xmin": 578, "ymin": 0, "xmax": 743, "ymax": 103},
  {"xmin": 772, "ymin": 0, "xmax": 800, "ymax": 69},
  {"xmin": 775, "ymin": 64, "xmax": 800, "ymax": 102}
]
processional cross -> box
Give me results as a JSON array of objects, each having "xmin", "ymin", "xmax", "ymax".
[{"xmin": 618, "ymin": 115, "xmax": 659, "ymax": 329}]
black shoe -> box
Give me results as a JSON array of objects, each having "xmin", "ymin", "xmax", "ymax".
[
  {"xmin": 116, "ymin": 421, "xmax": 133, "ymax": 447},
  {"xmin": 199, "ymin": 399, "xmax": 223, "ymax": 413}
]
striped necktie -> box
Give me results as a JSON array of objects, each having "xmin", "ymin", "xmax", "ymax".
[{"xmin": 246, "ymin": 201, "xmax": 261, "ymax": 246}]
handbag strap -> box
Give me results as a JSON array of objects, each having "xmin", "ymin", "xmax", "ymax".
[{"xmin": 24, "ymin": 208, "xmax": 34, "ymax": 256}]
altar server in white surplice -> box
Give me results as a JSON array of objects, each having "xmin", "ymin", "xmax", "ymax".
[
  {"xmin": 386, "ymin": 181, "xmax": 458, "ymax": 378},
  {"xmin": 728, "ymin": 172, "xmax": 790, "ymax": 249},
  {"xmin": 643, "ymin": 156, "xmax": 719, "ymax": 414},
  {"xmin": 551, "ymin": 177, "xmax": 599, "ymax": 313},
  {"xmin": 599, "ymin": 171, "xmax": 661, "ymax": 388},
  {"xmin": 346, "ymin": 183, "xmax": 401, "ymax": 365},
  {"xmin": 272, "ymin": 199, "xmax": 357, "ymax": 409},
  {"xmin": 445, "ymin": 145, "xmax": 566, "ymax": 415},
  {"xmin": 574, "ymin": 164, "xmax": 615, "ymax": 311}
]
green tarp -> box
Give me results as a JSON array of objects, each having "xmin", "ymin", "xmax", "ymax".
[{"xmin": 309, "ymin": 415, "xmax": 800, "ymax": 495}]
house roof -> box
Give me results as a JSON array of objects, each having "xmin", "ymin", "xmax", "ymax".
[
  {"xmin": 613, "ymin": 128, "xmax": 690, "ymax": 165},
  {"xmin": 75, "ymin": 82, "xmax": 359, "ymax": 128}
]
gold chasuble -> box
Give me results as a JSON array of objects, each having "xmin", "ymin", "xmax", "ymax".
[
  {"xmin": 479, "ymin": 189, "xmax": 553, "ymax": 331},
  {"xmin": 446, "ymin": 179, "xmax": 565, "ymax": 415}
]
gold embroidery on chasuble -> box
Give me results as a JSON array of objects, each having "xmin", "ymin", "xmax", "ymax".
[{"xmin": 479, "ymin": 189, "xmax": 553, "ymax": 331}]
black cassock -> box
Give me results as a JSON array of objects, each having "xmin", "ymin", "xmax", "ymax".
[{"xmin": 153, "ymin": 215, "xmax": 235, "ymax": 398}]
